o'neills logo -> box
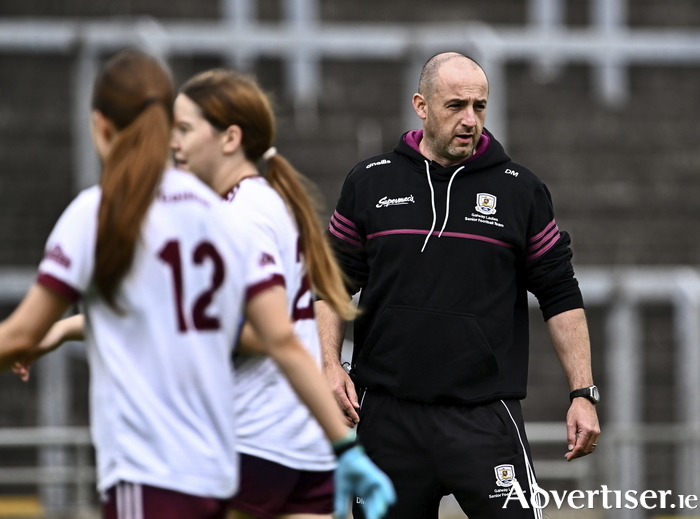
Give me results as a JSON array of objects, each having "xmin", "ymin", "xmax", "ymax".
[
  {"xmin": 376, "ymin": 195, "xmax": 415, "ymax": 208},
  {"xmin": 366, "ymin": 159, "xmax": 391, "ymax": 169},
  {"xmin": 44, "ymin": 245, "xmax": 71, "ymax": 268}
]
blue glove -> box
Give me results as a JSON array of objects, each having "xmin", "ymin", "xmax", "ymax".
[{"xmin": 333, "ymin": 437, "xmax": 396, "ymax": 519}]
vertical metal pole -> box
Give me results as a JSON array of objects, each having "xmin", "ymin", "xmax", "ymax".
[
  {"xmin": 37, "ymin": 348, "xmax": 70, "ymax": 515},
  {"xmin": 673, "ymin": 270, "xmax": 700, "ymax": 499},
  {"xmin": 527, "ymin": 0, "xmax": 564, "ymax": 27},
  {"xmin": 72, "ymin": 45, "xmax": 100, "ymax": 193},
  {"xmin": 401, "ymin": 53, "xmax": 424, "ymax": 134},
  {"xmin": 479, "ymin": 53, "xmax": 508, "ymax": 150},
  {"xmin": 221, "ymin": 0, "xmax": 256, "ymax": 70},
  {"xmin": 74, "ymin": 442, "xmax": 90, "ymax": 518},
  {"xmin": 606, "ymin": 287, "xmax": 643, "ymax": 519},
  {"xmin": 221, "ymin": 0, "xmax": 253, "ymax": 22},
  {"xmin": 527, "ymin": 0, "xmax": 564, "ymax": 82},
  {"xmin": 591, "ymin": 0, "xmax": 628, "ymax": 105},
  {"xmin": 282, "ymin": 0, "xmax": 321, "ymax": 132}
]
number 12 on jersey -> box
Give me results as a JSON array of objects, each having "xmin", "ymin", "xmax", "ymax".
[{"xmin": 159, "ymin": 239, "xmax": 225, "ymax": 332}]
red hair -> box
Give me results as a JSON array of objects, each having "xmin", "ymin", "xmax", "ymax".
[{"xmin": 92, "ymin": 50, "xmax": 174, "ymax": 307}]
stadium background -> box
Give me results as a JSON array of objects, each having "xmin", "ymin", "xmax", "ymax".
[{"xmin": 0, "ymin": 0, "xmax": 699, "ymax": 518}]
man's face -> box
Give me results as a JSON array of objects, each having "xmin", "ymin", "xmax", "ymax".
[{"xmin": 414, "ymin": 62, "xmax": 488, "ymax": 167}]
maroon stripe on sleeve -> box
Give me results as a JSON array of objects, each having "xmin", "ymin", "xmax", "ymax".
[
  {"xmin": 332, "ymin": 210, "xmax": 357, "ymax": 229},
  {"xmin": 526, "ymin": 233, "xmax": 561, "ymax": 262},
  {"xmin": 527, "ymin": 226, "xmax": 559, "ymax": 254},
  {"xmin": 329, "ymin": 225, "xmax": 363, "ymax": 247},
  {"xmin": 37, "ymin": 273, "xmax": 81, "ymax": 302},
  {"xmin": 246, "ymin": 274, "xmax": 286, "ymax": 301},
  {"xmin": 330, "ymin": 214, "xmax": 361, "ymax": 240},
  {"xmin": 528, "ymin": 220, "xmax": 557, "ymax": 244}
]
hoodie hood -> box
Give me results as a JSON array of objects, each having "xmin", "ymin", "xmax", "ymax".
[
  {"xmin": 404, "ymin": 128, "xmax": 491, "ymax": 162},
  {"xmin": 395, "ymin": 127, "xmax": 510, "ymax": 177}
]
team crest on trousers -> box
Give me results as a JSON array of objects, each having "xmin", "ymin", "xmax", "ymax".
[
  {"xmin": 476, "ymin": 193, "xmax": 497, "ymax": 215},
  {"xmin": 494, "ymin": 464, "xmax": 515, "ymax": 487}
]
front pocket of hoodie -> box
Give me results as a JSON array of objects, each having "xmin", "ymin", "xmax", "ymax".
[{"xmin": 357, "ymin": 306, "xmax": 499, "ymax": 400}]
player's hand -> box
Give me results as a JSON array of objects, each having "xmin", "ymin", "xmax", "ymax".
[
  {"xmin": 11, "ymin": 345, "xmax": 44, "ymax": 381},
  {"xmin": 11, "ymin": 318, "xmax": 75, "ymax": 382},
  {"xmin": 11, "ymin": 360, "xmax": 31, "ymax": 382},
  {"xmin": 325, "ymin": 361, "xmax": 360, "ymax": 426},
  {"xmin": 334, "ymin": 442, "xmax": 395, "ymax": 519},
  {"xmin": 564, "ymin": 398, "xmax": 600, "ymax": 461},
  {"xmin": 11, "ymin": 344, "xmax": 48, "ymax": 381}
]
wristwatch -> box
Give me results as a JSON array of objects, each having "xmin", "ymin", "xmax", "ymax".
[{"xmin": 569, "ymin": 385, "xmax": 600, "ymax": 405}]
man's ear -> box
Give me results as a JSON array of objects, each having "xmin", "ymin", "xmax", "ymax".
[
  {"xmin": 412, "ymin": 93, "xmax": 428, "ymax": 121},
  {"xmin": 221, "ymin": 124, "xmax": 243, "ymax": 154}
]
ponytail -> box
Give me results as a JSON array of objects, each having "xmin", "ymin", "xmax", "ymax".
[
  {"xmin": 265, "ymin": 155, "xmax": 356, "ymax": 320},
  {"xmin": 91, "ymin": 50, "xmax": 174, "ymax": 308},
  {"xmin": 95, "ymin": 103, "xmax": 170, "ymax": 307}
]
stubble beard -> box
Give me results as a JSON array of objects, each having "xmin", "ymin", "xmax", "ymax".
[
  {"xmin": 448, "ymin": 140, "xmax": 475, "ymax": 161},
  {"xmin": 439, "ymin": 136, "xmax": 476, "ymax": 165},
  {"xmin": 425, "ymin": 124, "xmax": 476, "ymax": 165}
]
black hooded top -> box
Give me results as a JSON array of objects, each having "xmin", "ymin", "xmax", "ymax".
[{"xmin": 327, "ymin": 128, "xmax": 583, "ymax": 405}]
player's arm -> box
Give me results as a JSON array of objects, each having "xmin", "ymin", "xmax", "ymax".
[
  {"xmin": 246, "ymin": 285, "xmax": 348, "ymax": 441},
  {"xmin": 0, "ymin": 284, "xmax": 72, "ymax": 373},
  {"xmin": 236, "ymin": 321, "xmax": 266, "ymax": 355},
  {"xmin": 547, "ymin": 307, "xmax": 600, "ymax": 461},
  {"xmin": 12, "ymin": 313, "xmax": 85, "ymax": 381},
  {"xmin": 245, "ymin": 285, "xmax": 395, "ymax": 519},
  {"xmin": 316, "ymin": 299, "xmax": 358, "ymax": 426}
]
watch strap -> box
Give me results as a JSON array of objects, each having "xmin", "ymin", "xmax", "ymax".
[{"xmin": 569, "ymin": 385, "xmax": 599, "ymax": 404}]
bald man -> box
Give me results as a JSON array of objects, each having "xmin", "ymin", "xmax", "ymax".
[{"xmin": 316, "ymin": 52, "xmax": 599, "ymax": 519}]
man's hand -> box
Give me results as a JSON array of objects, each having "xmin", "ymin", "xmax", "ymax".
[
  {"xmin": 325, "ymin": 361, "xmax": 360, "ymax": 427},
  {"xmin": 564, "ymin": 398, "xmax": 600, "ymax": 461}
]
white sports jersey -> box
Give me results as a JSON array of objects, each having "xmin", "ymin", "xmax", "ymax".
[
  {"xmin": 225, "ymin": 177, "xmax": 335, "ymax": 471},
  {"xmin": 37, "ymin": 168, "xmax": 283, "ymax": 498}
]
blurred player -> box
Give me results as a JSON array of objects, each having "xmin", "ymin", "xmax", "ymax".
[
  {"xmin": 0, "ymin": 52, "xmax": 394, "ymax": 519},
  {"xmin": 170, "ymin": 69, "xmax": 373, "ymax": 519}
]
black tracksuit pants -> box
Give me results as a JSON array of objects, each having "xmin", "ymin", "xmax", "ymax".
[{"xmin": 353, "ymin": 392, "xmax": 541, "ymax": 519}]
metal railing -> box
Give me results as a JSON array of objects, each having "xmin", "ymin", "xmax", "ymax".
[
  {"xmin": 0, "ymin": 427, "xmax": 95, "ymax": 517},
  {"xmin": 2, "ymin": 266, "xmax": 700, "ymax": 519},
  {"xmin": 0, "ymin": 422, "xmax": 592, "ymax": 517},
  {"xmin": 1, "ymin": 0, "xmax": 700, "ymax": 192}
]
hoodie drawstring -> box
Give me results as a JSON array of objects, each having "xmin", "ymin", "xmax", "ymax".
[
  {"xmin": 420, "ymin": 160, "xmax": 437, "ymax": 253},
  {"xmin": 439, "ymin": 166, "xmax": 464, "ymax": 237},
  {"xmin": 420, "ymin": 162, "xmax": 465, "ymax": 252}
]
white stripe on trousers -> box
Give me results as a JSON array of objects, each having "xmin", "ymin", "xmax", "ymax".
[
  {"xmin": 359, "ymin": 389, "xmax": 367, "ymax": 410},
  {"xmin": 116, "ymin": 482, "xmax": 144, "ymax": 519},
  {"xmin": 501, "ymin": 400, "xmax": 543, "ymax": 519}
]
